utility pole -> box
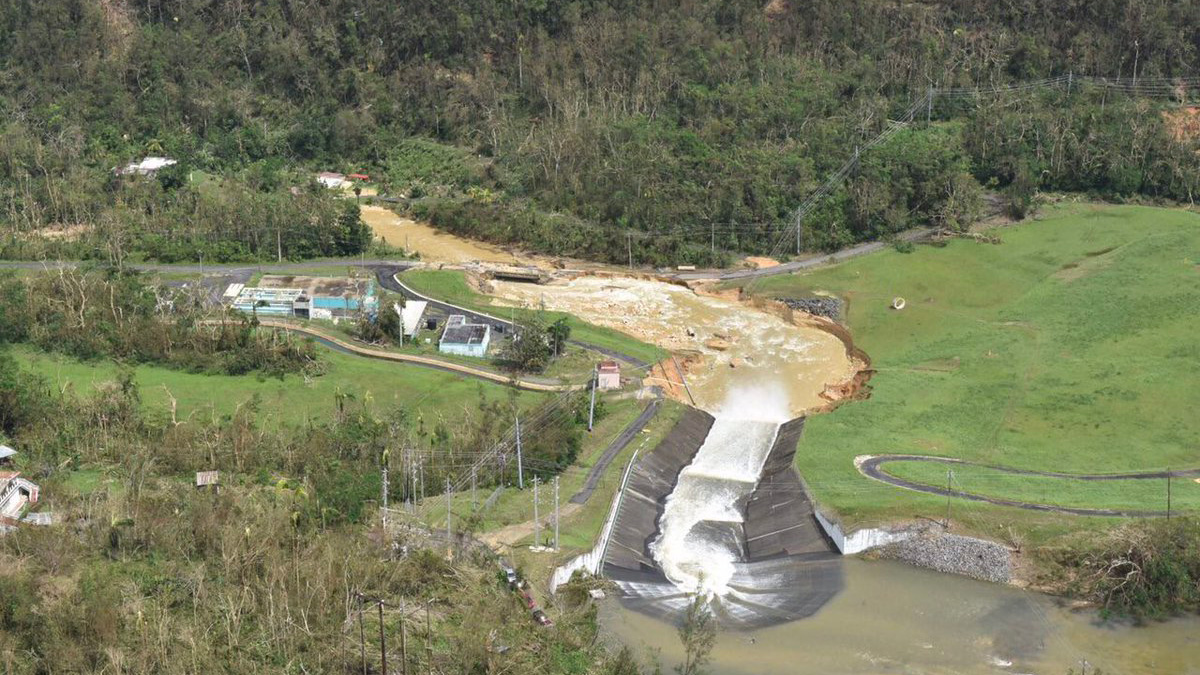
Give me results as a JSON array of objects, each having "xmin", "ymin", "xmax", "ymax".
[
  {"xmin": 627, "ymin": 230, "xmax": 633, "ymax": 269},
  {"xmin": 554, "ymin": 475, "xmax": 560, "ymax": 551},
  {"xmin": 358, "ymin": 594, "xmax": 367, "ymax": 675},
  {"xmin": 381, "ymin": 450, "xmax": 390, "ymax": 531},
  {"xmin": 710, "ymin": 220, "xmax": 715, "ymax": 256},
  {"xmin": 425, "ymin": 602, "xmax": 433, "ymax": 672},
  {"xmin": 1068, "ymin": 71, "xmax": 1074, "ymax": 96},
  {"xmin": 409, "ymin": 449, "xmax": 417, "ymax": 514},
  {"xmin": 445, "ymin": 478, "xmax": 452, "ymax": 540},
  {"xmin": 471, "ymin": 467, "xmax": 477, "ymax": 511},
  {"xmin": 400, "ymin": 600, "xmax": 409, "ymax": 675},
  {"xmin": 927, "ymin": 85, "xmax": 934, "ymax": 125},
  {"xmin": 378, "ymin": 599, "xmax": 388, "ymax": 675},
  {"xmin": 795, "ymin": 216, "xmax": 801, "ymax": 256},
  {"xmin": 515, "ymin": 416, "xmax": 525, "ymax": 489},
  {"xmin": 944, "ymin": 469, "xmax": 953, "ymax": 529},
  {"xmin": 1167, "ymin": 467, "xmax": 1172, "ymax": 520},
  {"xmin": 533, "ymin": 476, "xmax": 541, "ymax": 547},
  {"xmin": 588, "ymin": 369, "xmax": 597, "ymax": 432}
]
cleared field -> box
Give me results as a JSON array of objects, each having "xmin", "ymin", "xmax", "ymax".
[
  {"xmin": 13, "ymin": 343, "xmax": 547, "ymax": 426},
  {"xmin": 740, "ymin": 203, "xmax": 1200, "ymax": 532},
  {"xmin": 399, "ymin": 268, "xmax": 667, "ymax": 366}
]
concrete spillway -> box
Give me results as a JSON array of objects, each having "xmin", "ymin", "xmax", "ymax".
[{"xmin": 603, "ymin": 415, "xmax": 843, "ymax": 630}]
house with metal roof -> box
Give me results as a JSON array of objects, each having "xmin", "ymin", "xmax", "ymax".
[
  {"xmin": 0, "ymin": 470, "xmax": 39, "ymax": 528},
  {"xmin": 439, "ymin": 315, "xmax": 491, "ymax": 357}
]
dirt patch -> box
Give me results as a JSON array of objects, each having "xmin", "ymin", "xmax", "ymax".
[
  {"xmin": 912, "ymin": 357, "xmax": 961, "ymax": 372},
  {"xmin": 744, "ymin": 256, "xmax": 781, "ymax": 269},
  {"xmin": 360, "ymin": 204, "xmax": 521, "ymax": 264},
  {"xmin": 25, "ymin": 223, "xmax": 92, "ymax": 241},
  {"xmin": 1053, "ymin": 251, "xmax": 1115, "ymax": 283},
  {"xmin": 763, "ymin": 0, "xmax": 790, "ymax": 18},
  {"xmin": 1163, "ymin": 107, "xmax": 1200, "ymax": 143}
]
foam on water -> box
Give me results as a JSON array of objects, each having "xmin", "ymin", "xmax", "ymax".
[{"xmin": 651, "ymin": 383, "xmax": 790, "ymax": 598}]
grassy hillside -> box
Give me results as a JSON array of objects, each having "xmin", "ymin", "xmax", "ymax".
[
  {"xmin": 742, "ymin": 203, "xmax": 1200, "ymax": 533},
  {"xmin": 14, "ymin": 343, "xmax": 546, "ymax": 426}
]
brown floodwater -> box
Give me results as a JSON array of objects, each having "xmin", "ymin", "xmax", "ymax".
[
  {"xmin": 602, "ymin": 558, "xmax": 1200, "ymax": 675},
  {"xmin": 491, "ymin": 276, "xmax": 854, "ymax": 417},
  {"xmin": 360, "ymin": 205, "xmax": 521, "ymax": 264}
]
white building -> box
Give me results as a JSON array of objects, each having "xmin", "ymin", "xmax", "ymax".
[
  {"xmin": 439, "ymin": 315, "xmax": 491, "ymax": 357},
  {"xmin": 317, "ymin": 172, "xmax": 349, "ymax": 189},
  {"xmin": 597, "ymin": 361, "xmax": 621, "ymax": 390},
  {"xmin": 116, "ymin": 156, "xmax": 178, "ymax": 176},
  {"xmin": 0, "ymin": 471, "xmax": 39, "ymax": 526}
]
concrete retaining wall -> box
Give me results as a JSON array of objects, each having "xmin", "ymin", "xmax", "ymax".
[{"xmin": 811, "ymin": 510, "xmax": 917, "ymax": 555}]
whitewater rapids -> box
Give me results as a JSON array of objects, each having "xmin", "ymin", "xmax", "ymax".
[{"xmin": 650, "ymin": 384, "xmax": 790, "ymax": 598}]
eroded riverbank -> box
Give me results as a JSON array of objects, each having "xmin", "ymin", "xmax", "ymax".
[{"xmin": 490, "ymin": 275, "xmax": 861, "ymax": 417}]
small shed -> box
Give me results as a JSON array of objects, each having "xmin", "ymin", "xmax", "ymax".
[
  {"xmin": 439, "ymin": 315, "xmax": 491, "ymax": 357},
  {"xmin": 597, "ymin": 361, "xmax": 621, "ymax": 390}
]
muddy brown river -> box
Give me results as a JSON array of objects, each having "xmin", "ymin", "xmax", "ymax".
[
  {"xmin": 361, "ymin": 205, "xmax": 522, "ymax": 264},
  {"xmin": 602, "ymin": 559, "xmax": 1200, "ymax": 674},
  {"xmin": 492, "ymin": 276, "xmax": 855, "ymax": 416}
]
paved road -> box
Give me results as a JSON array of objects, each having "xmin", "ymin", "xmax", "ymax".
[
  {"xmin": 858, "ymin": 454, "xmax": 1200, "ymax": 517},
  {"xmin": 241, "ymin": 319, "xmax": 581, "ymax": 392},
  {"xmin": 672, "ymin": 227, "xmax": 932, "ymax": 283},
  {"xmin": 0, "ymin": 225, "xmax": 929, "ymax": 286},
  {"xmin": 569, "ymin": 399, "xmax": 661, "ymax": 505}
]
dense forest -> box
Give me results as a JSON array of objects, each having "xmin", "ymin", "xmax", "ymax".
[{"xmin": 4, "ymin": 1, "xmax": 1200, "ymax": 264}]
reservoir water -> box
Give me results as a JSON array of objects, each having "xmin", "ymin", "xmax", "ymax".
[{"xmin": 602, "ymin": 558, "xmax": 1200, "ymax": 674}]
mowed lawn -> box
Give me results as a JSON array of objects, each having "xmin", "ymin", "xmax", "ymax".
[
  {"xmin": 13, "ymin": 343, "xmax": 548, "ymax": 427},
  {"xmin": 742, "ymin": 203, "xmax": 1200, "ymax": 530}
]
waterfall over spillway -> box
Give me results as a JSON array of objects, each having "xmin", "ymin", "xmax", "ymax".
[
  {"xmin": 651, "ymin": 418, "xmax": 780, "ymax": 598},
  {"xmin": 600, "ymin": 386, "xmax": 843, "ymax": 630}
]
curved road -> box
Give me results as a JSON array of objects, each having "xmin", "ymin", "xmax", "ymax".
[
  {"xmin": 858, "ymin": 454, "xmax": 1200, "ymax": 517},
  {"xmin": 238, "ymin": 319, "xmax": 582, "ymax": 393}
]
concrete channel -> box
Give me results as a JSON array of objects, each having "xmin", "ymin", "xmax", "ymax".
[{"xmin": 602, "ymin": 414, "xmax": 843, "ymax": 630}]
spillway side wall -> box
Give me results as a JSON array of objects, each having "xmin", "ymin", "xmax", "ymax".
[
  {"xmin": 743, "ymin": 417, "xmax": 839, "ymax": 560},
  {"xmin": 602, "ymin": 408, "xmax": 715, "ymax": 576}
]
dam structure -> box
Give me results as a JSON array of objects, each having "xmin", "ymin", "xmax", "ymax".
[{"xmin": 602, "ymin": 409, "xmax": 843, "ymax": 630}]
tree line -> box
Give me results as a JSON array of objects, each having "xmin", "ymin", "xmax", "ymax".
[
  {"xmin": 0, "ymin": 269, "xmax": 321, "ymax": 377},
  {"xmin": 5, "ymin": 0, "xmax": 1200, "ymax": 265}
]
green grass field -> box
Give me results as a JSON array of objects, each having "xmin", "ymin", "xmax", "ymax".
[
  {"xmin": 399, "ymin": 269, "xmax": 667, "ymax": 366},
  {"xmin": 741, "ymin": 203, "xmax": 1200, "ymax": 533},
  {"xmin": 13, "ymin": 343, "xmax": 547, "ymax": 427},
  {"xmin": 880, "ymin": 460, "xmax": 1200, "ymax": 512}
]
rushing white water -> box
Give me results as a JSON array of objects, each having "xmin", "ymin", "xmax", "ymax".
[{"xmin": 651, "ymin": 384, "xmax": 791, "ymax": 598}]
